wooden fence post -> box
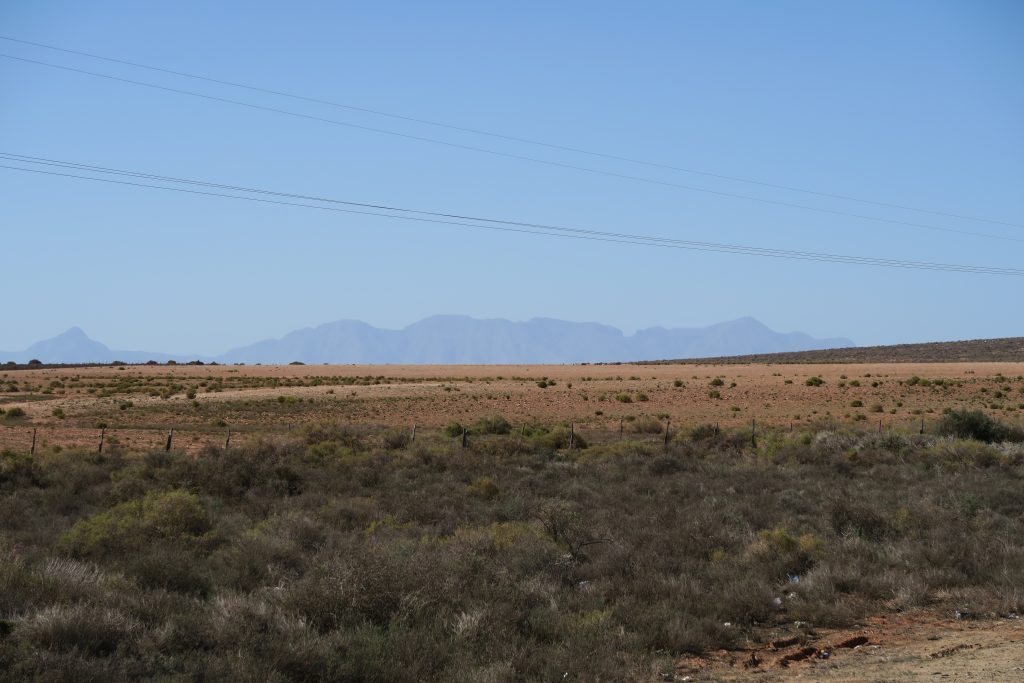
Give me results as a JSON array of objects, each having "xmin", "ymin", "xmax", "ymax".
[
  {"xmin": 568, "ymin": 422, "xmax": 574, "ymax": 450},
  {"xmin": 98, "ymin": 427, "xmax": 105, "ymax": 453},
  {"xmin": 619, "ymin": 418, "xmax": 623, "ymax": 440},
  {"xmin": 224, "ymin": 428, "xmax": 231, "ymax": 452},
  {"xmin": 751, "ymin": 418, "xmax": 757, "ymax": 449},
  {"xmin": 30, "ymin": 428, "xmax": 36, "ymax": 456},
  {"xmin": 165, "ymin": 429, "xmax": 173, "ymax": 452},
  {"xmin": 920, "ymin": 415, "xmax": 924, "ymax": 435},
  {"xmin": 411, "ymin": 424, "xmax": 416, "ymax": 442},
  {"xmin": 461, "ymin": 426, "xmax": 467, "ymax": 449},
  {"xmin": 664, "ymin": 419, "xmax": 671, "ymax": 447}
]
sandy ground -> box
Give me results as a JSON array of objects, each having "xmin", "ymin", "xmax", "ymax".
[
  {"xmin": 2, "ymin": 362, "xmax": 1023, "ymax": 452},
  {"xmin": 672, "ymin": 611, "xmax": 1024, "ymax": 681}
]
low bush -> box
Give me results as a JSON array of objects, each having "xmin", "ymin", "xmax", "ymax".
[{"xmin": 937, "ymin": 409, "xmax": 1023, "ymax": 443}]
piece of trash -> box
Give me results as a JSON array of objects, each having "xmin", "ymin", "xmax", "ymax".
[
  {"xmin": 723, "ymin": 622, "xmax": 732, "ymax": 627},
  {"xmin": 793, "ymin": 621, "xmax": 810, "ymax": 629},
  {"xmin": 817, "ymin": 649, "xmax": 831, "ymax": 659},
  {"xmin": 954, "ymin": 610, "xmax": 975, "ymax": 620},
  {"xmin": 772, "ymin": 596, "xmax": 784, "ymax": 610},
  {"xmin": 788, "ymin": 573, "xmax": 801, "ymax": 583},
  {"xmin": 1004, "ymin": 612, "xmax": 1020, "ymax": 620},
  {"xmin": 743, "ymin": 652, "xmax": 761, "ymax": 669}
]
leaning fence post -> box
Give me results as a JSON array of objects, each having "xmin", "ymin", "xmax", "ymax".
[
  {"xmin": 30, "ymin": 428, "xmax": 37, "ymax": 456},
  {"xmin": 98, "ymin": 427, "xmax": 105, "ymax": 453},
  {"xmin": 224, "ymin": 428, "xmax": 231, "ymax": 452},
  {"xmin": 664, "ymin": 419, "xmax": 671, "ymax": 447},
  {"xmin": 411, "ymin": 424, "xmax": 416, "ymax": 442},
  {"xmin": 165, "ymin": 429, "xmax": 173, "ymax": 451}
]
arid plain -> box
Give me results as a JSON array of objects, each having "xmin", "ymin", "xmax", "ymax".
[{"xmin": 3, "ymin": 361, "xmax": 1023, "ymax": 453}]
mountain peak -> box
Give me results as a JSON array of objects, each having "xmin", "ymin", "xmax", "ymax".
[{"xmin": 57, "ymin": 326, "xmax": 90, "ymax": 340}]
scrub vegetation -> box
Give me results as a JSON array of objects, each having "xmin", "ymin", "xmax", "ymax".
[{"xmin": 2, "ymin": 413, "xmax": 1024, "ymax": 680}]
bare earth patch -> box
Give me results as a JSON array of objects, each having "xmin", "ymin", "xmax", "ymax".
[{"xmin": 674, "ymin": 611, "xmax": 1023, "ymax": 681}]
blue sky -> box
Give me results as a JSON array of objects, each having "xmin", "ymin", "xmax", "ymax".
[{"xmin": 1, "ymin": 1, "xmax": 1022, "ymax": 355}]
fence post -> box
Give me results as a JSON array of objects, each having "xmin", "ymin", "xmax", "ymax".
[
  {"xmin": 619, "ymin": 418, "xmax": 623, "ymax": 440},
  {"xmin": 568, "ymin": 422, "xmax": 574, "ymax": 450},
  {"xmin": 224, "ymin": 428, "xmax": 231, "ymax": 452},
  {"xmin": 751, "ymin": 418, "xmax": 757, "ymax": 449},
  {"xmin": 461, "ymin": 426, "xmax": 467, "ymax": 449},
  {"xmin": 411, "ymin": 424, "xmax": 416, "ymax": 442},
  {"xmin": 919, "ymin": 415, "xmax": 924, "ymax": 435},
  {"xmin": 715, "ymin": 421, "xmax": 719, "ymax": 437},
  {"xmin": 30, "ymin": 428, "xmax": 37, "ymax": 456},
  {"xmin": 165, "ymin": 429, "xmax": 173, "ymax": 451},
  {"xmin": 98, "ymin": 427, "xmax": 105, "ymax": 454},
  {"xmin": 664, "ymin": 419, "xmax": 671, "ymax": 447}
]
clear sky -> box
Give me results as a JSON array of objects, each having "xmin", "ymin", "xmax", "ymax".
[{"xmin": 1, "ymin": 1, "xmax": 1022, "ymax": 355}]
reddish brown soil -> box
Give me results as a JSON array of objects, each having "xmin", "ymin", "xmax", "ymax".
[
  {"xmin": 672, "ymin": 610, "xmax": 1023, "ymax": 681},
  {"xmin": 2, "ymin": 362, "xmax": 1023, "ymax": 453}
]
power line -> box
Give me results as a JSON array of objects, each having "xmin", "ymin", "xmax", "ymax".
[
  {"xmin": 2, "ymin": 33, "xmax": 1021, "ymax": 230},
  {"xmin": 1, "ymin": 52, "xmax": 1019, "ymax": 245},
  {"xmin": 1, "ymin": 155, "xmax": 1021, "ymax": 276}
]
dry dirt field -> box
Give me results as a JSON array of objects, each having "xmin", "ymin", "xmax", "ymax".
[{"xmin": 3, "ymin": 361, "xmax": 1024, "ymax": 453}]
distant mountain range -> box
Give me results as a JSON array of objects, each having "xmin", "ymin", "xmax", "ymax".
[{"xmin": 0, "ymin": 316, "xmax": 854, "ymax": 365}]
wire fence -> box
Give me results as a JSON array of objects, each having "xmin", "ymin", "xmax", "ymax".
[{"xmin": 1, "ymin": 414, "xmax": 945, "ymax": 456}]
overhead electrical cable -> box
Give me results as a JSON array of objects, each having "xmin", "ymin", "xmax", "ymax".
[
  {"xmin": 0, "ymin": 52, "xmax": 1018, "ymax": 244},
  {"xmin": 1, "ymin": 33, "xmax": 1021, "ymax": 230},
  {"xmin": 1, "ymin": 157, "xmax": 1021, "ymax": 276}
]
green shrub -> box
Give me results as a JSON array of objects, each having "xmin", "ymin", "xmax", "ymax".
[
  {"xmin": 937, "ymin": 409, "xmax": 1023, "ymax": 443},
  {"xmin": 61, "ymin": 489, "xmax": 212, "ymax": 558},
  {"xmin": 474, "ymin": 414, "xmax": 511, "ymax": 435}
]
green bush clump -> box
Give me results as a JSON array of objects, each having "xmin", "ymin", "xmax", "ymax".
[
  {"xmin": 937, "ymin": 409, "xmax": 1023, "ymax": 443},
  {"xmin": 443, "ymin": 422, "xmax": 465, "ymax": 437},
  {"xmin": 61, "ymin": 489, "xmax": 212, "ymax": 558},
  {"xmin": 474, "ymin": 414, "xmax": 511, "ymax": 435}
]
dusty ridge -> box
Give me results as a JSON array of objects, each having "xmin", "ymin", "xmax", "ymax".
[{"xmin": 645, "ymin": 337, "xmax": 1024, "ymax": 365}]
